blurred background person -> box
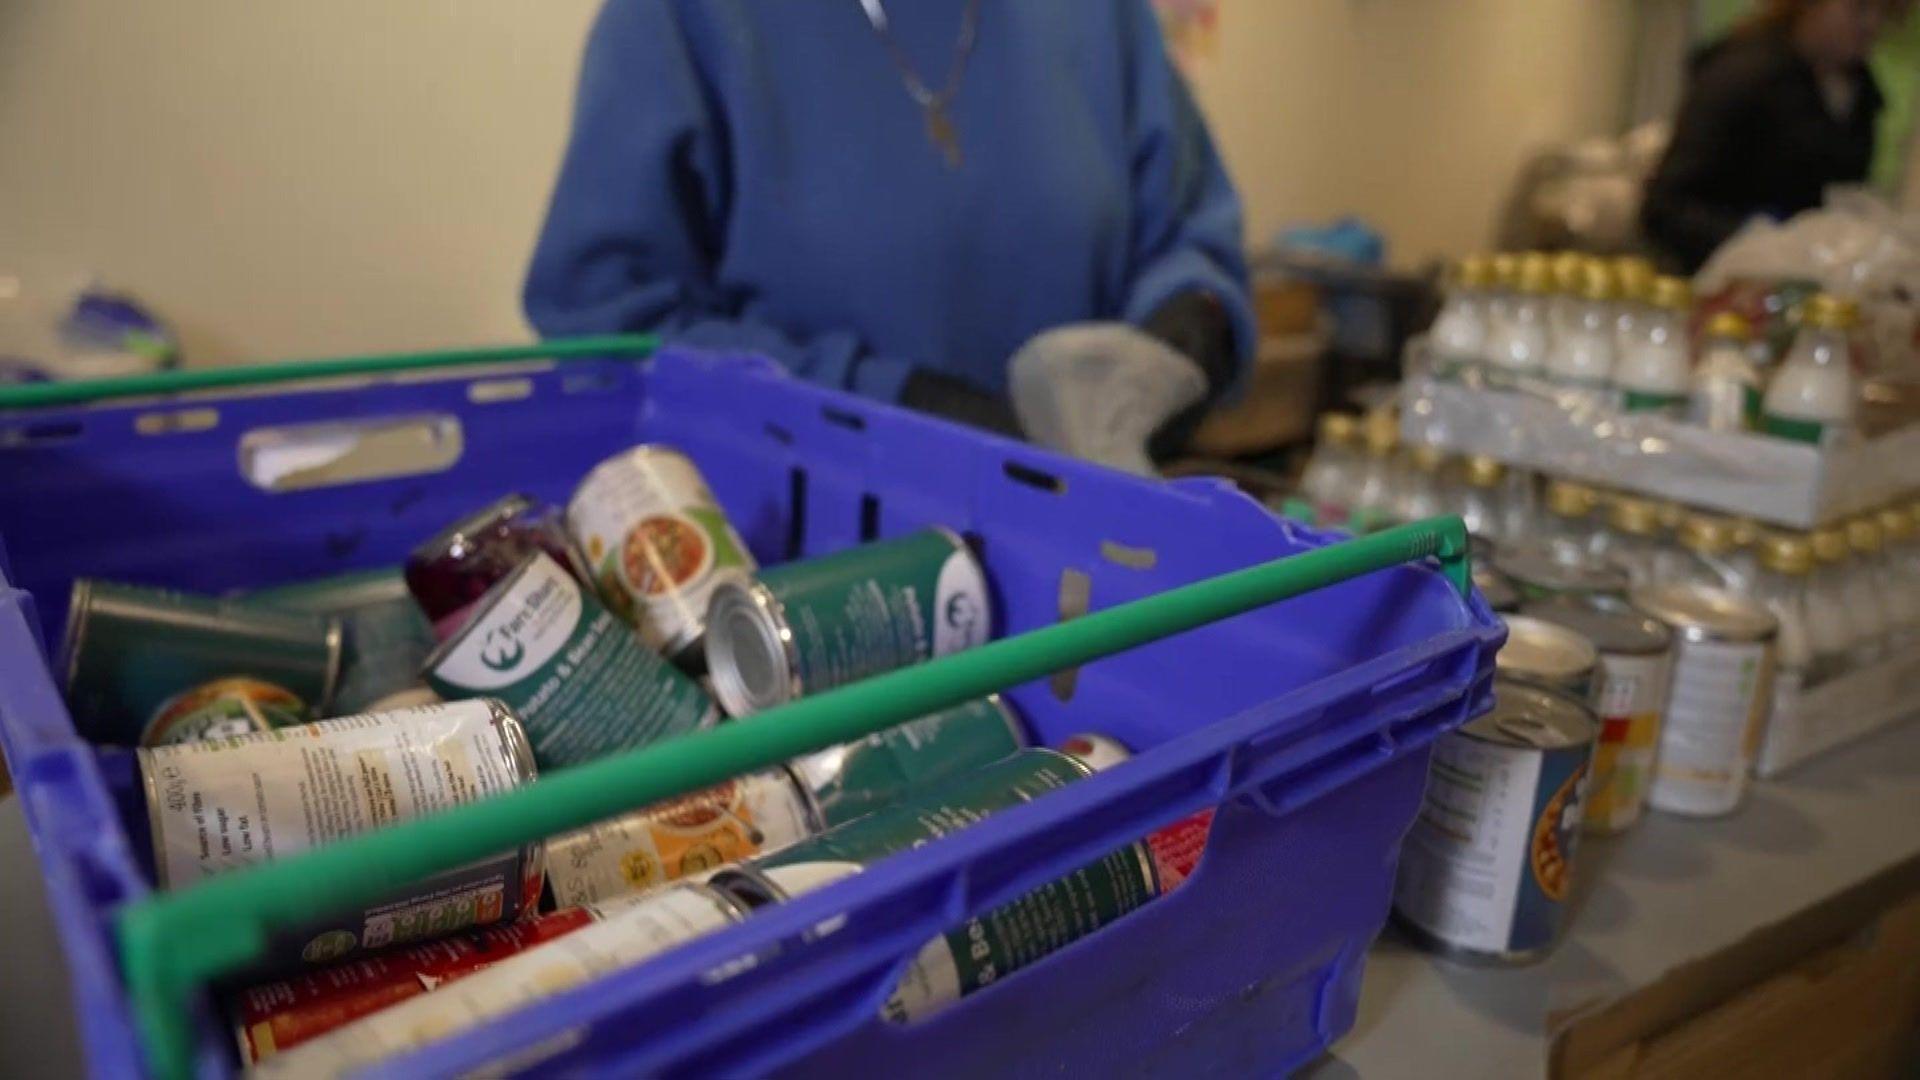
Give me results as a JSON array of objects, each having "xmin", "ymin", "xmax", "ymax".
[{"xmin": 1642, "ymin": 0, "xmax": 1894, "ymax": 272}]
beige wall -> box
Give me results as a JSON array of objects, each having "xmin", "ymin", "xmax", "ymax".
[{"xmin": 0, "ymin": 1, "xmax": 1635, "ymax": 368}]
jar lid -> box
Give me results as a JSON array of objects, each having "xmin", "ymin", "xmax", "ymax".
[
  {"xmin": 1606, "ymin": 496, "xmax": 1662, "ymax": 537},
  {"xmin": 1678, "ymin": 514, "xmax": 1736, "ymax": 556},
  {"xmin": 1847, "ymin": 517, "xmax": 1883, "ymax": 554},
  {"xmin": 1802, "ymin": 293, "xmax": 1859, "ymax": 331},
  {"xmin": 1649, "ymin": 276, "xmax": 1692, "ymax": 311},
  {"xmin": 1463, "ymin": 455, "xmax": 1506, "ymax": 488},
  {"xmin": 1613, "ymin": 256, "xmax": 1656, "ymax": 302},
  {"xmin": 1455, "ymin": 255, "xmax": 1495, "ymax": 289},
  {"xmin": 1516, "ymin": 252, "xmax": 1555, "ymax": 295},
  {"xmin": 1877, "ymin": 507, "xmax": 1913, "ymax": 543},
  {"xmin": 1545, "ymin": 480, "xmax": 1598, "ymax": 519},
  {"xmin": 1812, "ymin": 527, "xmax": 1850, "ymax": 563},
  {"xmin": 1759, "ymin": 534, "xmax": 1813, "ymax": 575},
  {"xmin": 1318, "ymin": 412, "xmax": 1358, "ymax": 446},
  {"xmin": 1705, "ymin": 310, "xmax": 1752, "ymax": 340}
]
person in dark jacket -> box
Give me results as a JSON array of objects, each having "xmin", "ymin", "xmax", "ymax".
[{"xmin": 1642, "ymin": 0, "xmax": 1892, "ymax": 272}]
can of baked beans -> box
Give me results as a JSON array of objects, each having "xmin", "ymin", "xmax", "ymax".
[
  {"xmin": 704, "ymin": 528, "xmax": 992, "ymax": 717},
  {"xmin": 249, "ymin": 883, "xmax": 747, "ymax": 1078},
  {"xmin": 137, "ymin": 699, "xmax": 544, "ymax": 967},
  {"xmin": 1520, "ymin": 595, "xmax": 1674, "ymax": 833},
  {"xmin": 422, "ymin": 551, "xmax": 718, "ymax": 771},
  {"xmin": 60, "ymin": 579, "xmax": 343, "ymax": 747},
  {"xmin": 1392, "ymin": 679, "xmax": 1596, "ymax": 964},
  {"xmin": 567, "ymin": 446, "xmax": 757, "ymax": 663}
]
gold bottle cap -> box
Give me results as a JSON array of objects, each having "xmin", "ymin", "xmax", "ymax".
[
  {"xmin": 1759, "ymin": 534, "xmax": 1814, "ymax": 575},
  {"xmin": 1576, "ymin": 260, "xmax": 1617, "ymax": 303},
  {"xmin": 1812, "ymin": 527, "xmax": 1850, "ymax": 563},
  {"xmin": 1678, "ymin": 514, "xmax": 1735, "ymax": 556},
  {"xmin": 1362, "ymin": 410, "xmax": 1399, "ymax": 458},
  {"xmin": 1606, "ymin": 496, "xmax": 1662, "ymax": 537},
  {"xmin": 1516, "ymin": 253, "xmax": 1555, "ymax": 295},
  {"xmin": 1847, "ymin": 517, "xmax": 1883, "ymax": 554},
  {"xmin": 1649, "ymin": 276, "xmax": 1692, "ymax": 311},
  {"xmin": 1454, "ymin": 255, "xmax": 1495, "ymax": 289},
  {"xmin": 1318, "ymin": 412, "xmax": 1359, "ymax": 447},
  {"xmin": 1490, "ymin": 253, "xmax": 1520, "ymax": 289},
  {"xmin": 1729, "ymin": 517, "xmax": 1760, "ymax": 548},
  {"xmin": 1655, "ymin": 501, "xmax": 1686, "ymax": 530},
  {"xmin": 1613, "ymin": 256, "xmax": 1656, "ymax": 302},
  {"xmin": 1550, "ymin": 251, "xmax": 1587, "ymax": 294},
  {"xmin": 1704, "ymin": 310, "xmax": 1752, "ymax": 341},
  {"xmin": 1463, "ymin": 455, "xmax": 1507, "ymax": 488},
  {"xmin": 1877, "ymin": 507, "xmax": 1913, "ymax": 543},
  {"xmin": 1802, "ymin": 294, "xmax": 1859, "ymax": 331},
  {"xmin": 1409, "ymin": 444, "xmax": 1447, "ymax": 473},
  {"xmin": 1545, "ymin": 480, "xmax": 1598, "ymax": 519}
]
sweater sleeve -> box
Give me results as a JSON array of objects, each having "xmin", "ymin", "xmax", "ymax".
[
  {"xmin": 521, "ymin": 0, "xmax": 916, "ymax": 401},
  {"xmin": 1116, "ymin": 0, "xmax": 1256, "ymax": 388},
  {"xmin": 1641, "ymin": 47, "xmax": 1769, "ymax": 272}
]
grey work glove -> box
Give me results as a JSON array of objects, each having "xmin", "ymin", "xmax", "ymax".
[{"xmin": 1008, "ymin": 323, "xmax": 1208, "ymax": 476}]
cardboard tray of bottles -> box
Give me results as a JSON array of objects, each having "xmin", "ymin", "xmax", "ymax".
[
  {"xmin": 1399, "ymin": 374, "xmax": 1920, "ymax": 529},
  {"xmin": 1757, "ymin": 643, "xmax": 1920, "ymax": 778}
]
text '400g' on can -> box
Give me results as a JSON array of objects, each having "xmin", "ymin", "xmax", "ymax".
[
  {"xmin": 61, "ymin": 579, "xmax": 343, "ymax": 746},
  {"xmin": 137, "ymin": 699, "xmax": 543, "ymax": 967},
  {"xmin": 1393, "ymin": 680, "xmax": 1596, "ymax": 963},
  {"xmin": 567, "ymin": 446, "xmax": 757, "ymax": 662},
  {"xmin": 704, "ymin": 527, "xmax": 992, "ymax": 717},
  {"xmin": 714, "ymin": 748, "xmax": 1160, "ymax": 1023},
  {"xmin": 423, "ymin": 551, "xmax": 718, "ymax": 771}
]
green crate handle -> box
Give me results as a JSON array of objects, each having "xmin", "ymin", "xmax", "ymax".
[
  {"xmin": 117, "ymin": 515, "xmax": 1472, "ymax": 1078},
  {"xmin": 0, "ymin": 334, "xmax": 659, "ymax": 410}
]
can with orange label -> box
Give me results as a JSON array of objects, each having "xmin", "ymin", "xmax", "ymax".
[
  {"xmin": 544, "ymin": 767, "xmax": 819, "ymax": 907},
  {"xmin": 567, "ymin": 446, "xmax": 757, "ymax": 663}
]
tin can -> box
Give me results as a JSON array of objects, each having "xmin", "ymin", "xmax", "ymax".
[
  {"xmin": 405, "ymin": 493, "xmax": 589, "ymax": 641},
  {"xmin": 704, "ymin": 528, "xmax": 992, "ymax": 716},
  {"xmin": 137, "ymin": 699, "xmax": 544, "ymax": 966},
  {"xmin": 234, "ymin": 903, "xmax": 604, "ymax": 1064},
  {"xmin": 1631, "ymin": 584, "xmax": 1777, "ymax": 817},
  {"xmin": 1393, "ymin": 680, "xmax": 1596, "ymax": 963},
  {"xmin": 361, "ymin": 685, "xmax": 441, "ymax": 713},
  {"xmin": 1056, "ymin": 731, "xmax": 1133, "ymax": 774},
  {"xmin": 1054, "ymin": 732, "xmax": 1215, "ymax": 891},
  {"xmin": 1521, "ymin": 595, "xmax": 1674, "ymax": 833},
  {"xmin": 251, "ymin": 883, "xmax": 746, "ymax": 1079},
  {"xmin": 1493, "ymin": 542, "xmax": 1629, "ymax": 603},
  {"xmin": 60, "ymin": 579, "xmax": 344, "ymax": 747},
  {"xmin": 1496, "ymin": 615, "xmax": 1599, "ymax": 700},
  {"xmin": 247, "ymin": 569, "xmax": 438, "ymax": 718},
  {"xmin": 422, "ymin": 552, "xmax": 718, "ymax": 771},
  {"xmin": 1472, "ymin": 563, "xmax": 1520, "ymax": 614},
  {"xmin": 545, "ymin": 767, "xmax": 819, "ymax": 908},
  {"xmin": 567, "ymin": 446, "xmax": 757, "ymax": 662},
  {"xmin": 713, "ymin": 749, "xmax": 1161, "ymax": 1024},
  {"xmin": 144, "ymin": 677, "xmax": 314, "ymax": 746},
  {"xmin": 788, "ymin": 696, "xmax": 1029, "ymax": 828}
]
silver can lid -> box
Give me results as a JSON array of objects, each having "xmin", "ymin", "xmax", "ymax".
[
  {"xmin": 704, "ymin": 581, "xmax": 801, "ymax": 716},
  {"xmin": 1462, "ymin": 679, "xmax": 1596, "ymax": 751},
  {"xmin": 1493, "ymin": 541, "xmax": 1628, "ymax": 595},
  {"xmin": 1627, "ymin": 583, "xmax": 1777, "ymax": 642},
  {"xmin": 1520, "ymin": 596, "xmax": 1672, "ymax": 655},
  {"xmin": 1497, "ymin": 615, "xmax": 1598, "ymax": 682}
]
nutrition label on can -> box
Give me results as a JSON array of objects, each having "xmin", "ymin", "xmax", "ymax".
[
  {"xmin": 254, "ymin": 885, "xmax": 738, "ymax": 1078},
  {"xmin": 1584, "ymin": 651, "xmax": 1670, "ymax": 832},
  {"xmin": 139, "ymin": 701, "xmax": 529, "ymax": 889},
  {"xmin": 1395, "ymin": 738, "xmax": 1539, "ymax": 954},
  {"xmin": 569, "ymin": 448, "xmax": 755, "ymax": 655},
  {"xmin": 1649, "ymin": 640, "xmax": 1769, "ymax": 815},
  {"xmin": 425, "ymin": 553, "xmax": 716, "ymax": 770},
  {"xmin": 546, "ymin": 770, "xmax": 816, "ymax": 907}
]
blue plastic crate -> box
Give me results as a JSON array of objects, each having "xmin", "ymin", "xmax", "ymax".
[{"xmin": 0, "ymin": 349, "xmax": 1501, "ymax": 1077}]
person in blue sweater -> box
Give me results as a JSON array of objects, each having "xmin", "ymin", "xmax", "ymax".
[{"xmin": 525, "ymin": 0, "xmax": 1254, "ymax": 469}]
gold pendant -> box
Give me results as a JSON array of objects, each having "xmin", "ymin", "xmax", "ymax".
[{"xmin": 925, "ymin": 104, "xmax": 961, "ymax": 169}]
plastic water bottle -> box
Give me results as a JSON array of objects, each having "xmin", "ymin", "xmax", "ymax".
[
  {"xmin": 1877, "ymin": 507, "xmax": 1920, "ymax": 648},
  {"xmin": 1689, "ymin": 311, "xmax": 1762, "ymax": 432},
  {"xmin": 1842, "ymin": 517, "xmax": 1891, "ymax": 663},
  {"xmin": 1610, "ymin": 256, "xmax": 1656, "ymax": 357},
  {"xmin": 1761, "ymin": 294, "xmax": 1859, "ymax": 447},
  {"xmin": 1751, "ymin": 534, "xmax": 1816, "ymax": 685},
  {"xmin": 1613, "ymin": 276, "xmax": 1692, "ymax": 416},
  {"xmin": 1809, "ymin": 527, "xmax": 1863, "ymax": 678},
  {"xmin": 1540, "ymin": 479, "xmax": 1601, "ymax": 564},
  {"xmin": 1590, "ymin": 495, "xmax": 1666, "ymax": 589},
  {"xmin": 1546, "ymin": 251, "xmax": 1587, "ymax": 345},
  {"xmin": 1482, "ymin": 253, "xmax": 1552, "ymax": 388},
  {"xmin": 1300, "ymin": 413, "xmax": 1363, "ymax": 527},
  {"xmin": 1544, "ymin": 259, "xmax": 1618, "ymax": 407},
  {"xmin": 1428, "ymin": 256, "xmax": 1492, "ymax": 382}
]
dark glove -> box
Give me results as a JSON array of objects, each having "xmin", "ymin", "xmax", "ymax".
[
  {"xmin": 1141, "ymin": 291, "xmax": 1239, "ymax": 461},
  {"xmin": 899, "ymin": 368, "xmax": 1022, "ymax": 437}
]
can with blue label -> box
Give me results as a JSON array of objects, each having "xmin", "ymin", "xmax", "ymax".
[
  {"xmin": 713, "ymin": 749, "xmax": 1161, "ymax": 1022},
  {"xmin": 704, "ymin": 528, "xmax": 992, "ymax": 716},
  {"xmin": 1392, "ymin": 679, "xmax": 1596, "ymax": 963},
  {"xmin": 423, "ymin": 551, "xmax": 718, "ymax": 770}
]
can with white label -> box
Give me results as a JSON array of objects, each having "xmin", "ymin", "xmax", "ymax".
[
  {"xmin": 250, "ymin": 883, "xmax": 747, "ymax": 1078},
  {"xmin": 423, "ymin": 551, "xmax": 718, "ymax": 771},
  {"xmin": 567, "ymin": 446, "xmax": 758, "ymax": 662},
  {"xmin": 137, "ymin": 699, "xmax": 544, "ymax": 967},
  {"xmin": 1632, "ymin": 584, "xmax": 1777, "ymax": 817},
  {"xmin": 1496, "ymin": 615, "xmax": 1600, "ymax": 701},
  {"xmin": 1521, "ymin": 595, "xmax": 1674, "ymax": 833},
  {"xmin": 1393, "ymin": 680, "xmax": 1596, "ymax": 964},
  {"xmin": 544, "ymin": 767, "xmax": 819, "ymax": 908},
  {"xmin": 704, "ymin": 528, "xmax": 992, "ymax": 716}
]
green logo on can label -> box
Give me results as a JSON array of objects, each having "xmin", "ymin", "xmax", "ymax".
[
  {"xmin": 426, "ymin": 553, "xmax": 716, "ymax": 770},
  {"xmin": 301, "ymin": 928, "xmax": 358, "ymax": 964}
]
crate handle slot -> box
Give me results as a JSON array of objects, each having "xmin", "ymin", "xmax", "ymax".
[
  {"xmin": 237, "ymin": 414, "xmax": 464, "ymax": 492},
  {"xmin": 0, "ymin": 334, "xmax": 657, "ymax": 410},
  {"xmin": 115, "ymin": 516, "xmax": 1472, "ymax": 1080}
]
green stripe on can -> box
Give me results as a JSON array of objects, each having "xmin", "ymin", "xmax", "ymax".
[{"xmin": 423, "ymin": 552, "xmax": 717, "ymax": 770}]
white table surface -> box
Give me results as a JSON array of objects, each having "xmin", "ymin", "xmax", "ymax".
[{"xmin": 6, "ymin": 718, "xmax": 1917, "ymax": 1079}]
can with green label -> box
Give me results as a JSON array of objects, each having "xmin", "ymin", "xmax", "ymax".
[
  {"xmin": 704, "ymin": 528, "xmax": 993, "ymax": 716},
  {"xmin": 245, "ymin": 568, "xmax": 437, "ymax": 718},
  {"xmin": 712, "ymin": 748, "xmax": 1161, "ymax": 1023},
  {"xmin": 60, "ymin": 579, "xmax": 344, "ymax": 747},
  {"xmin": 422, "ymin": 551, "xmax": 718, "ymax": 771},
  {"xmin": 787, "ymin": 696, "xmax": 1029, "ymax": 828}
]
